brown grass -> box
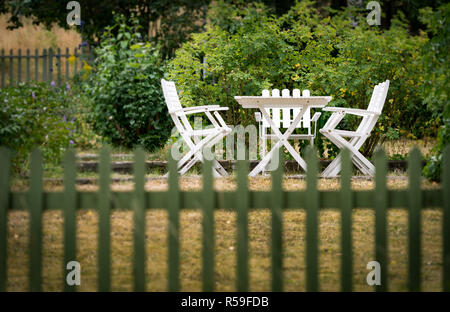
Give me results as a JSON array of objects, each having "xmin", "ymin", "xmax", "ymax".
[
  {"xmin": 6, "ymin": 209, "xmax": 443, "ymax": 292},
  {"xmin": 0, "ymin": 14, "xmax": 81, "ymax": 51},
  {"xmin": 5, "ymin": 177, "xmax": 443, "ymax": 292}
]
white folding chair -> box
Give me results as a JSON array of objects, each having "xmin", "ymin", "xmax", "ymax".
[
  {"xmin": 320, "ymin": 80, "xmax": 390, "ymax": 177},
  {"xmin": 254, "ymin": 89, "xmax": 321, "ymax": 172},
  {"xmin": 161, "ymin": 79, "xmax": 232, "ymax": 177}
]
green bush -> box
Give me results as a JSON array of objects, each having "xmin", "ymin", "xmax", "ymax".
[
  {"xmin": 84, "ymin": 14, "xmax": 171, "ymax": 152},
  {"xmin": 0, "ymin": 82, "xmax": 77, "ymax": 172},
  {"xmin": 420, "ymin": 4, "xmax": 450, "ymax": 181},
  {"xmin": 168, "ymin": 0, "xmax": 433, "ymax": 158}
]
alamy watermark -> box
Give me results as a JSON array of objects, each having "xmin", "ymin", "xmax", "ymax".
[
  {"xmin": 366, "ymin": 1, "xmax": 381, "ymax": 26},
  {"xmin": 366, "ymin": 260, "xmax": 381, "ymax": 286},
  {"xmin": 66, "ymin": 260, "xmax": 81, "ymax": 286},
  {"xmin": 67, "ymin": 1, "xmax": 81, "ymax": 26}
]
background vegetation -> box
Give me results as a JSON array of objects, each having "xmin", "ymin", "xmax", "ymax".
[
  {"xmin": 0, "ymin": 0, "xmax": 448, "ymax": 180},
  {"xmin": 168, "ymin": 0, "xmax": 436, "ymax": 157}
]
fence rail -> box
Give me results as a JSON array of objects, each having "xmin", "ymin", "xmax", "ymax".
[
  {"xmin": 0, "ymin": 47, "xmax": 91, "ymax": 88},
  {"xmin": 0, "ymin": 146, "xmax": 449, "ymax": 292}
]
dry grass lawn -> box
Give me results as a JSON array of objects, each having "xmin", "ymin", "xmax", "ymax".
[
  {"xmin": 0, "ymin": 14, "xmax": 81, "ymax": 51},
  {"xmin": 5, "ymin": 176, "xmax": 444, "ymax": 292}
]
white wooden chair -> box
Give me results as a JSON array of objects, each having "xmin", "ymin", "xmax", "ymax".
[
  {"xmin": 320, "ymin": 80, "xmax": 390, "ymax": 177},
  {"xmin": 161, "ymin": 79, "xmax": 232, "ymax": 177},
  {"xmin": 254, "ymin": 89, "xmax": 321, "ymax": 170}
]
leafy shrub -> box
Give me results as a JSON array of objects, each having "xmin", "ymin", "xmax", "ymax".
[
  {"xmin": 84, "ymin": 14, "xmax": 171, "ymax": 151},
  {"xmin": 0, "ymin": 82, "xmax": 77, "ymax": 172},
  {"xmin": 421, "ymin": 4, "xmax": 450, "ymax": 181},
  {"xmin": 168, "ymin": 0, "xmax": 433, "ymax": 157}
]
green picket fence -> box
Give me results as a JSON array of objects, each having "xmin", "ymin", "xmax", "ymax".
[
  {"xmin": 0, "ymin": 146, "xmax": 449, "ymax": 292},
  {"xmin": 0, "ymin": 47, "xmax": 92, "ymax": 87}
]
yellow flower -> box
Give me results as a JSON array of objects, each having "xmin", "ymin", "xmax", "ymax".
[
  {"xmin": 68, "ymin": 54, "xmax": 77, "ymax": 64},
  {"xmin": 82, "ymin": 60, "xmax": 92, "ymax": 70},
  {"xmin": 389, "ymin": 99, "xmax": 394, "ymax": 104},
  {"xmin": 295, "ymin": 63, "xmax": 300, "ymax": 68}
]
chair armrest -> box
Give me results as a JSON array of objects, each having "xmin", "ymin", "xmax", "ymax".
[
  {"xmin": 172, "ymin": 105, "xmax": 229, "ymax": 115},
  {"xmin": 311, "ymin": 112, "xmax": 321, "ymax": 122},
  {"xmin": 322, "ymin": 107, "xmax": 379, "ymax": 117}
]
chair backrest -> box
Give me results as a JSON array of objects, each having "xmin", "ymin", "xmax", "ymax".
[
  {"xmin": 161, "ymin": 79, "xmax": 183, "ymax": 113},
  {"xmin": 357, "ymin": 80, "xmax": 390, "ymax": 135},
  {"xmin": 261, "ymin": 89, "xmax": 311, "ymax": 129},
  {"xmin": 161, "ymin": 79, "xmax": 193, "ymax": 133},
  {"xmin": 367, "ymin": 80, "xmax": 390, "ymax": 113}
]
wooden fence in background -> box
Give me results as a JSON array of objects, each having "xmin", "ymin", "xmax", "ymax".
[
  {"xmin": 0, "ymin": 47, "xmax": 92, "ymax": 87},
  {"xmin": 0, "ymin": 146, "xmax": 449, "ymax": 292}
]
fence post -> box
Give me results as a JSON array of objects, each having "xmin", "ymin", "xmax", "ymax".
[
  {"xmin": 63, "ymin": 150, "xmax": 77, "ymax": 292},
  {"xmin": 340, "ymin": 148, "xmax": 352, "ymax": 292},
  {"xmin": 74, "ymin": 48, "xmax": 78, "ymax": 76},
  {"xmin": 0, "ymin": 148, "xmax": 11, "ymax": 292},
  {"xmin": 271, "ymin": 149, "xmax": 283, "ymax": 292},
  {"xmin": 65, "ymin": 48, "xmax": 70, "ymax": 83},
  {"xmin": 1, "ymin": 49, "xmax": 4, "ymax": 89},
  {"xmin": 168, "ymin": 152, "xmax": 180, "ymax": 292},
  {"xmin": 133, "ymin": 148, "xmax": 146, "ymax": 292},
  {"xmin": 57, "ymin": 48, "xmax": 62, "ymax": 87},
  {"xmin": 49, "ymin": 48, "xmax": 53, "ymax": 83},
  {"xmin": 374, "ymin": 148, "xmax": 388, "ymax": 292},
  {"xmin": 42, "ymin": 49, "xmax": 47, "ymax": 82},
  {"xmin": 306, "ymin": 147, "xmax": 319, "ymax": 292},
  {"xmin": 9, "ymin": 49, "xmax": 13, "ymax": 86},
  {"xmin": 18, "ymin": 49, "xmax": 22, "ymax": 84},
  {"xmin": 26, "ymin": 49, "xmax": 30, "ymax": 82},
  {"xmin": 98, "ymin": 146, "xmax": 111, "ymax": 291},
  {"xmin": 29, "ymin": 149, "xmax": 43, "ymax": 292},
  {"xmin": 443, "ymin": 145, "xmax": 450, "ymax": 291},
  {"xmin": 202, "ymin": 159, "xmax": 215, "ymax": 292},
  {"xmin": 34, "ymin": 49, "xmax": 39, "ymax": 82},
  {"xmin": 237, "ymin": 160, "xmax": 249, "ymax": 292},
  {"xmin": 408, "ymin": 148, "xmax": 422, "ymax": 291}
]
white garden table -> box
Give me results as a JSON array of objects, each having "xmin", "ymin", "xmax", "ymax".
[{"xmin": 234, "ymin": 94, "xmax": 332, "ymax": 177}]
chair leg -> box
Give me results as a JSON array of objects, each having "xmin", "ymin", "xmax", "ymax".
[
  {"xmin": 321, "ymin": 131, "xmax": 375, "ymax": 177},
  {"xmin": 321, "ymin": 154, "xmax": 342, "ymax": 178}
]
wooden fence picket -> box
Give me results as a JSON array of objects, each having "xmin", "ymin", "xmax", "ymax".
[
  {"xmin": 42, "ymin": 49, "xmax": 47, "ymax": 82},
  {"xmin": 9, "ymin": 49, "xmax": 13, "ymax": 86},
  {"xmin": 0, "ymin": 148, "xmax": 10, "ymax": 292},
  {"xmin": 340, "ymin": 149, "xmax": 352, "ymax": 292},
  {"xmin": 133, "ymin": 148, "xmax": 146, "ymax": 291},
  {"xmin": 408, "ymin": 148, "xmax": 422, "ymax": 291},
  {"xmin": 17, "ymin": 49, "xmax": 22, "ymax": 84},
  {"xmin": 443, "ymin": 146, "xmax": 450, "ymax": 291},
  {"xmin": 374, "ymin": 148, "xmax": 388, "ymax": 292},
  {"xmin": 271, "ymin": 150, "xmax": 284, "ymax": 292},
  {"xmin": 306, "ymin": 147, "xmax": 319, "ymax": 292},
  {"xmin": 1, "ymin": 49, "xmax": 4, "ymax": 87},
  {"xmin": 29, "ymin": 149, "xmax": 43, "ymax": 292},
  {"xmin": 168, "ymin": 153, "xmax": 180, "ymax": 291},
  {"xmin": 98, "ymin": 147, "xmax": 111, "ymax": 291},
  {"xmin": 63, "ymin": 150, "xmax": 77, "ymax": 292},
  {"xmin": 202, "ymin": 160, "xmax": 215, "ymax": 292},
  {"xmin": 236, "ymin": 160, "xmax": 249, "ymax": 292},
  {"xmin": 26, "ymin": 49, "xmax": 30, "ymax": 82},
  {"xmin": 48, "ymin": 48, "xmax": 53, "ymax": 83}
]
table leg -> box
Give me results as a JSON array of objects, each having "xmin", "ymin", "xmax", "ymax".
[{"xmin": 250, "ymin": 106, "xmax": 309, "ymax": 175}]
